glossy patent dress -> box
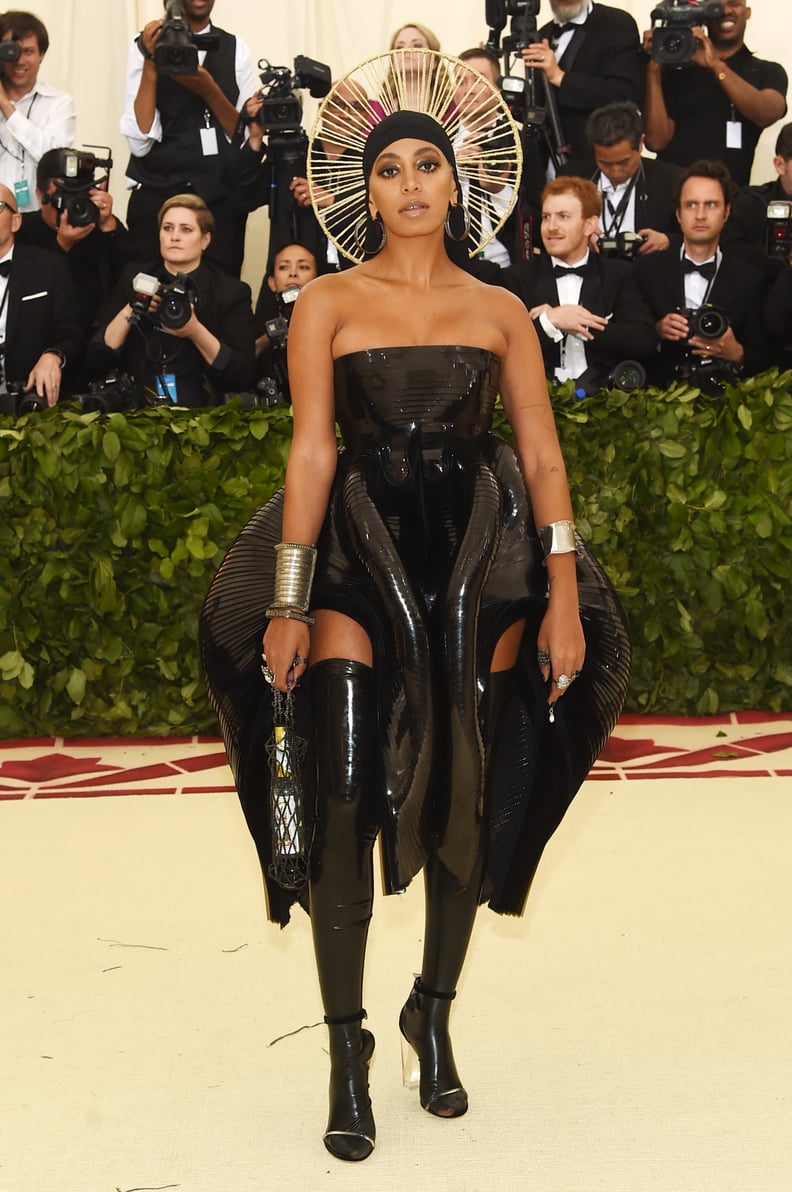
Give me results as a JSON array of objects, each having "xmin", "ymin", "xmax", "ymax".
[{"xmin": 200, "ymin": 346, "xmax": 630, "ymax": 925}]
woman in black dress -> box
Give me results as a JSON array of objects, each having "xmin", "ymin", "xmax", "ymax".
[{"xmin": 201, "ymin": 95, "xmax": 629, "ymax": 1163}]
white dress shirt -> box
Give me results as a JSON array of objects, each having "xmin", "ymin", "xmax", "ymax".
[
  {"xmin": 539, "ymin": 251, "xmax": 591, "ymax": 381},
  {"xmin": 0, "ymin": 81, "xmax": 77, "ymax": 211},
  {"xmin": 682, "ymin": 248, "xmax": 722, "ymax": 310}
]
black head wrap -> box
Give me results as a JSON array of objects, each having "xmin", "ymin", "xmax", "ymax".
[{"xmin": 362, "ymin": 110, "xmax": 461, "ymax": 197}]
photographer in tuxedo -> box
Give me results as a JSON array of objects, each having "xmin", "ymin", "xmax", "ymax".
[
  {"xmin": 0, "ymin": 181, "xmax": 83, "ymax": 407},
  {"xmin": 635, "ymin": 160, "xmax": 768, "ymax": 387},
  {"xmin": 498, "ymin": 176, "xmax": 656, "ymax": 390},
  {"xmin": 520, "ymin": 1, "xmax": 645, "ymax": 163}
]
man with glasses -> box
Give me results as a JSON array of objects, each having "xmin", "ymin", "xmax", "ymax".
[{"xmin": 0, "ymin": 11, "xmax": 76, "ymax": 213}]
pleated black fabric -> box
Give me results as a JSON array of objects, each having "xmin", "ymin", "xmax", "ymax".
[{"xmin": 200, "ymin": 346, "xmax": 631, "ymax": 925}]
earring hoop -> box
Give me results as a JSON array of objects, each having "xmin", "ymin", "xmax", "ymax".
[
  {"xmin": 444, "ymin": 201, "xmax": 471, "ymax": 243},
  {"xmin": 353, "ymin": 212, "xmax": 387, "ymax": 256}
]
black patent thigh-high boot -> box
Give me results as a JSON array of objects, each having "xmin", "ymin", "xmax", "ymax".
[
  {"xmin": 399, "ymin": 667, "xmax": 515, "ymax": 1119},
  {"xmin": 309, "ymin": 658, "xmax": 379, "ymax": 1161}
]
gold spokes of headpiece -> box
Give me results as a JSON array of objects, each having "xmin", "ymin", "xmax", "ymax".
[{"xmin": 307, "ymin": 49, "xmax": 523, "ymax": 263}]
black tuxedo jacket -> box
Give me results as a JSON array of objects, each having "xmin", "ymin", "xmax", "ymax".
[
  {"xmin": 635, "ymin": 247, "xmax": 769, "ymax": 382},
  {"xmin": 539, "ymin": 3, "xmax": 645, "ymax": 159},
  {"xmin": 764, "ymin": 265, "xmax": 792, "ymax": 368},
  {"xmin": 3, "ymin": 242, "xmax": 84, "ymax": 387},
  {"xmin": 499, "ymin": 252, "xmax": 657, "ymax": 376},
  {"xmin": 560, "ymin": 156, "xmax": 681, "ymax": 239}
]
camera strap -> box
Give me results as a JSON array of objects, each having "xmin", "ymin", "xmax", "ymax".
[{"xmin": 599, "ymin": 168, "xmax": 639, "ymax": 236}]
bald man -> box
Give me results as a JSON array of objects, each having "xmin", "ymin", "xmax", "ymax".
[{"xmin": 0, "ymin": 181, "xmax": 83, "ymax": 405}]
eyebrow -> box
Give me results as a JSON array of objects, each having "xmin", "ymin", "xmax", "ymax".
[{"xmin": 375, "ymin": 145, "xmax": 443, "ymax": 163}]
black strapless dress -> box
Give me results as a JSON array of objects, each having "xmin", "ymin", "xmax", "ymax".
[{"xmin": 200, "ymin": 346, "xmax": 630, "ymax": 925}]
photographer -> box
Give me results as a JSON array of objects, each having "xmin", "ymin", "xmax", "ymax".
[
  {"xmin": 643, "ymin": 0, "xmax": 787, "ymax": 187},
  {"xmin": 252, "ymin": 241, "xmax": 317, "ymax": 406},
  {"xmin": 520, "ymin": 1, "xmax": 645, "ymax": 164},
  {"xmin": 92, "ymin": 193, "xmax": 254, "ymax": 407},
  {"xmin": 0, "ymin": 11, "xmax": 76, "ymax": 212},
  {"xmin": 560, "ymin": 101, "xmax": 681, "ymax": 257},
  {"xmin": 0, "ymin": 181, "xmax": 83, "ymax": 408},
  {"xmin": 635, "ymin": 159, "xmax": 768, "ymax": 387},
  {"xmin": 254, "ymin": 241, "xmax": 317, "ymax": 358},
  {"xmin": 16, "ymin": 148, "xmax": 132, "ymax": 335},
  {"xmin": 498, "ymin": 176, "xmax": 657, "ymax": 389},
  {"xmin": 121, "ymin": 0, "xmax": 257, "ymax": 277},
  {"xmin": 229, "ymin": 58, "xmax": 337, "ymax": 274}
]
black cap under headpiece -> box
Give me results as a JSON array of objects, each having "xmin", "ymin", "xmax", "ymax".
[{"xmin": 362, "ymin": 110, "xmax": 461, "ymax": 197}]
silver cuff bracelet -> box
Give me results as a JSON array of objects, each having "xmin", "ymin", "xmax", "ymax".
[
  {"xmin": 538, "ymin": 520, "xmax": 577, "ymax": 557},
  {"xmin": 273, "ymin": 542, "xmax": 317, "ymax": 612}
]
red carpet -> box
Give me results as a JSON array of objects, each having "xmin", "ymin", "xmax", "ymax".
[{"xmin": 1, "ymin": 713, "xmax": 790, "ymax": 799}]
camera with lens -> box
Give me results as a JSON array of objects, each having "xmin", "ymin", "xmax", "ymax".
[
  {"xmin": 150, "ymin": 0, "xmax": 220, "ymax": 76},
  {"xmin": 0, "ymin": 39, "xmax": 21, "ymax": 67},
  {"xmin": 649, "ymin": 0, "xmax": 724, "ymax": 67},
  {"xmin": 41, "ymin": 147, "xmax": 114, "ymax": 229},
  {"xmin": 597, "ymin": 231, "xmax": 646, "ymax": 261},
  {"xmin": 679, "ymin": 303, "xmax": 730, "ymax": 340},
  {"xmin": 72, "ymin": 371, "xmax": 141, "ymax": 414},
  {"xmin": 572, "ymin": 359, "xmax": 647, "ymax": 397},
  {"xmin": 674, "ymin": 304, "xmax": 734, "ymax": 390},
  {"xmin": 0, "ymin": 380, "xmax": 47, "ymax": 416},
  {"xmin": 766, "ymin": 200, "xmax": 792, "ymax": 261},
  {"xmin": 128, "ymin": 271, "xmax": 196, "ymax": 332},
  {"xmin": 485, "ymin": 0, "xmax": 541, "ymax": 52},
  {"xmin": 253, "ymin": 56, "xmax": 332, "ymax": 135},
  {"xmin": 485, "ymin": 1, "xmax": 541, "ymax": 123},
  {"xmin": 256, "ymin": 284, "xmax": 301, "ymax": 407}
]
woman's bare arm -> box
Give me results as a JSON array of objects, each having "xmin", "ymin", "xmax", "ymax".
[
  {"xmin": 261, "ymin": 275, "xmax": 343, "ymax": 690},
  {"xmin": 496, "ymin": 289, "xmax": 585, "ymax": 695}
]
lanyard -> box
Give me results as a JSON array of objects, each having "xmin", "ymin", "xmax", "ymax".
[
  {"xmin": 0, "ymin": 92, "xmax": 38, "ymax": 167},
  {"xmin": 599, "ymin": 167, "xmax": 640, "ymax": 236}
]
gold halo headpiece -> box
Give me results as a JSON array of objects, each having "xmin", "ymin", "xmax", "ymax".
[{"xmin": 308, "ymin": 49, "xmax": 523, "ymax": 263}]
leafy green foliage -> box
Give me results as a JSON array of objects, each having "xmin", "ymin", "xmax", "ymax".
[
  {"xmin": 1, "ymin": 373, "xmax": 790, "ymax": 737},
  {"xmin": 494, "ymin": 370, "xmax": 792, "ymax": 714},
  {"xmin": 0, "ymin": 404, "xmax": 291, "ymax": 736}
]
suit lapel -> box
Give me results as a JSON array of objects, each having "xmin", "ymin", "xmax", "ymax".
[
  {"xmin": 4, "ymin": 249, "xmax": 22, "ymax": 346},
  {"xmin": 558, "ymin": 26, "xmax": 588, "ymax": 71}
]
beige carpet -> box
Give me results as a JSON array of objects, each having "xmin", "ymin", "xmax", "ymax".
[{"xmin": 2, "ymin": 760, "xmax": 792, "ymax": 1191}]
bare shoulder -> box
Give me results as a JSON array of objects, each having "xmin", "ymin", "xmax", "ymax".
[{"xmin": 466, "ymin": 273, "xmax": 534, "ymax": 334}]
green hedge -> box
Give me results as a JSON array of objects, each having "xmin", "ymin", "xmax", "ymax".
[{"xmin": 1, "ymin": 372, "xmax": 791, "ymax": 738}]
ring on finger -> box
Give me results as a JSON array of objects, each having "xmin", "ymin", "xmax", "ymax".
[
  {"xmin": 293, "ymin": 654, "xmax": 308, "ymax": 667},
  {"xmin": 537, "ymin": 648, "xmax": 551, "ymax": 666},
  {"xmin": 553, "ymin": 673, "xmax": 572, "ymax": 690},
  {"xmin": 260, "ymin": 651, "xmax": 276, "ymax": 686}
]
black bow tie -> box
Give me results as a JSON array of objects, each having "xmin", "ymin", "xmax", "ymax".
[
  {"xmin": 682, "ymin": 257, "xmax": 717, "ymax": 280},
  {"xmin": 551, "ymin": 21, "xmax": 577, "ymax": 39},
  {"xmin": 554, "ymin": 262, "xmax": 588, "ymax": 278},
  {"xmin": 0, "ymin": 260, "xmax": 12, "ymax": 278}
]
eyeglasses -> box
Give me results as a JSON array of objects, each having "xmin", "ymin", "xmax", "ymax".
[{"xmin": 0, "ymin": 200, "xmax": 18, "ymax": 214}]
